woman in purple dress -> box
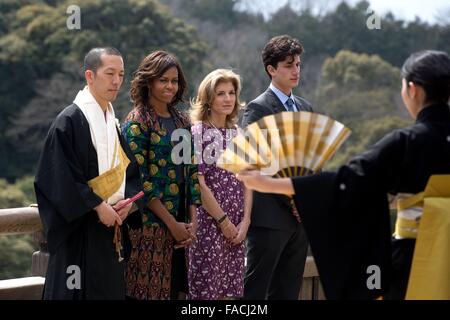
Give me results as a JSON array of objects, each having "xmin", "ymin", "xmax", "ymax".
[{"xmin": 188, "ymin": 69, "xmax": 252, "ymax": 299}]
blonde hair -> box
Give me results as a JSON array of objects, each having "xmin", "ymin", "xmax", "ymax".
[{"xmin": 190, "ymin": 69, "xmax": 245, "ymax": 127}]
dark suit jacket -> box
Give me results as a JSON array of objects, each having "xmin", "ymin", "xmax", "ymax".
[{"xmin": 240, "ymin": 88, "xmax": 313, "ymax": 230}]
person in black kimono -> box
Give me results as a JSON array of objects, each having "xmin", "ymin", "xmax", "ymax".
[
  {"xmin": 236, "ymin": 50, "xmax": 450, "ymax": 300},
  {"xmin": 34, "ymin": 47, "xmax": 142, "ymax": 299}
]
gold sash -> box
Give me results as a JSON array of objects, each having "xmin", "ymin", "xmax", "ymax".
[
  {"xmin": 88, "ymin": 137, "xmax": 130, "ymax": 262},
  {"xmin": 88, "ymin": 138, "xmax": 130, "ymax": 201},
  {"xmin": 395, "ymin": 175, "xmax": 450, "ymax": 300}
]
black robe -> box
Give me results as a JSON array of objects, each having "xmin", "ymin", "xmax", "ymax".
[
  {"xmin": 34, "ymin": 104, "xmax": 142, "ymax": 300},
  {"xmin": 292, "ymin": 103, "xmax": 450, "ymax": 299}
]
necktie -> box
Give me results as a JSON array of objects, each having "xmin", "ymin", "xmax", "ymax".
[
  {"xmin": 286, "ymin": 97, "xmax": 300, "ymax": 222},
  {"xmin": 286, "ymin": 97, "xmax": 296, "ymax": 112}
]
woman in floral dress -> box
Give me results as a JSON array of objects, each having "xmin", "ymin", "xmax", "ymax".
[
  {"xmin": 122, "ymin": 51, "xmax": 201, "ymax": 300},
  {"xmin": 188, "ymin": 69, "xmax": 252, "ymax": 299}
]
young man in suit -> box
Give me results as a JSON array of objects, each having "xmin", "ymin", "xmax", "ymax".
[{"xmin": 240, "ymin": 35, "xmax": 312, "ymax": 300}]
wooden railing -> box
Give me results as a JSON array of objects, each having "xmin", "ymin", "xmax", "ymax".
[
  {"xmin": 0, "ymin": 206, "xmax": 48, "ymax": 300},
  {"xmin": 0, "ymin": 206, "xmax": 324, "ymax": 300},
  {"xmin": 300, "ymin": 256, "xmax": 325, "ymax": 300}
]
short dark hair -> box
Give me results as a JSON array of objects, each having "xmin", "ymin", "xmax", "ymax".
[
  {"xmin": 401, "ymin": 50, "xmax": 450, "ymax": 104},
  {"xmin": 83, "ymin": 47, "xmax": 122, "ymax": 73},
  {"xmin": 130, "ymin": 50, "xmax": 187, "ymax": 109},
  {"xmin": 262, "ymin": 35, "xmax": 304, "ymax": 78}
]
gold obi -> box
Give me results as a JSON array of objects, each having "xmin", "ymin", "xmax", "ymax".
[
  {"xmin": 394, "ymin": 175, "xmax": 450, "ymax": 300},
  {"xmin": 87, "ymin": 137, "xmax": 131, "ymax": 262},
  {"xmin": 88, "ymin": 138, "xmax": 130, "ymax": 201}
]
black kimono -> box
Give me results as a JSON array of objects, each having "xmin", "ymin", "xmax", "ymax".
[
  {"xmin": 34, "ymin": 104, "xmax": 142, "ymax": 300},
  {"xmin": 292, "ymin": 103, "xmax": 450, "ymax": 299}
]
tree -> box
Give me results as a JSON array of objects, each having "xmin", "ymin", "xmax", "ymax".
[
  {"xmin": 173, "ymin": 0, "xmax": 240, "ymax": 26},
  {"xmin": 15, "ymin": 176, "xmax": 37, "ymax": 205},
  {"xmin": 0, "ymin": 234, "xmax": 37, "ymax": 280},
  {"xmin": 320, "ymin": 50, "xmax": 400, "ymax": 97},
  {"xmin": 0, "ymin": 179, "xmax": 28, "ymax": 209},
  {"xmin": 327, "ymin": 115, "xmax": 413, "ymax": 170},
  {"xmin": 317, "ymin": 50, "xmax": 410, "ymax": 168},
  {"xmin": 0, "ymin": 0, "xmax": 207, "ymax": 180},
  {"xmin": 2, "ymin": 0, "xmax": 449, "ymax": 180},
  {"xmin": 0, "ymin": 177, "xmax": 39, "ymax": 280},
  {"xmin": 436, "ymin": 24, "xmax": 450, "ymax": 54}
]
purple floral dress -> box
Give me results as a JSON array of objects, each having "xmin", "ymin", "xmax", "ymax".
[{"xmin": 187, "ymin": 122, "xmax": 245, "ymax": 299}]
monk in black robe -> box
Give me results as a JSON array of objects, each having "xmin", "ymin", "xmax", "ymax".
[
  {"xmin": 34, "ymin": 48, "xmax": 142, "ymax": 299},
  {"xmin": 236, "ymin": 50, "xmax": 450, "ymax": 300}
]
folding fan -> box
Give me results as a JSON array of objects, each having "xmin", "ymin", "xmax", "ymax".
[
  {"xmin": 218, "ymin": 111, "xmax": 350, "ymax": 177},
  {"xmin": 217, "ymin": 111, "xmax": 350, "ymax": 221}
]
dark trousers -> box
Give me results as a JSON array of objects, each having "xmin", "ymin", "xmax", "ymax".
[
  {"xmin": 243, "ymin": 224, "xmax": 308, "ymax": 300},
  {"xmin": 384, "ymin": 238, "xmax": 416, "ymax": 300}
]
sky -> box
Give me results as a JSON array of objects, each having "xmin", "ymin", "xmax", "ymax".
[
  {"xmin": 350, "ymin": 0, "xmax": 450, "ymax": 24},
  {"xmin": 238, "ymin": 0, "xmax": 450, "ymax": 25}
]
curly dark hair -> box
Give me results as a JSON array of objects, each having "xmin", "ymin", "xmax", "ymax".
[
  {"xmin": 130, "ymin": 50, "xmax": 187, "ymax": 109},
  {"xmin": 262, "ymin": 35, "xmax": 304, "ymax": 79}
]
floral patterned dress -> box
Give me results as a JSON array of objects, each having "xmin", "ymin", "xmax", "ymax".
[{"xmin": 187, "ymin": 122, "xmax": 245, "ymax": 299}]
